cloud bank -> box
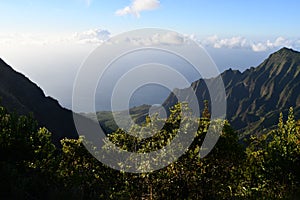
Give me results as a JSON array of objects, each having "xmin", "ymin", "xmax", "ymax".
[
  {"xmin": 71, "ymin": 28, "xmax": 111, "ymax": 44},
  {"xmin": 1, "ymin": 28, "xmax": 299, "ymax": 53},
  {"xmin": 115, "ymin": 0, "xmax": 160, "ymax": 18},
  {"xmin": 123, "ymin": 32, "xmax": 188, "ymax": 46},
  {"xmin": 201, "ymin": 35, "xmax": 300, "ymax": 52}
]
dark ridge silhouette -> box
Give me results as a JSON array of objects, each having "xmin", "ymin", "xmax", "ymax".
[{"xmin": 0, "ymin": 58, "xmax": 78, "ymax": 144}]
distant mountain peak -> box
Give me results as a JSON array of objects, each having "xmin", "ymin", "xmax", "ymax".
[
  {"xmin": 223, "ymin": 68, "xmax": 242, "ymax": 76},
  {"xmin": 256, "ymin": 47, "xmax": 300, "ymax": 74},
  {"xmin": 163, "ymin": 47, "xmax": 300, "ymax": 137},
  {"xmin": 277, "ymin": 47, "xmax": 299, "ymax": 53},
  {"xmin": 268, "ymin": 47, "xmax": 300, "ymax": 60}
]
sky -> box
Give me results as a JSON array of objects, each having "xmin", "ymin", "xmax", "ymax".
[{"xmin": 0, "ymin": 0, "xmax": 300, "ymax": 109}]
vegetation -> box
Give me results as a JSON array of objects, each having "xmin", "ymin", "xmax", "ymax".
[{"xmin": 0, "ymin": 103, "xmax": 299, "ymax": 199}]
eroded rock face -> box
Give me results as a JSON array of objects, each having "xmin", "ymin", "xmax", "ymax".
[{"xmin": 163, "ymin": 47, "xmax": 300, "ymax": 136}]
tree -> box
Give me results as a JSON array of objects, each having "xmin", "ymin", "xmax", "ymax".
[
  {"xmin": 240, "ymin": 108, "xmax": 300, "ymax": 198},
  {"xmin": 0, "ymin": 106, "xmax": 57, "ymax": 199}
]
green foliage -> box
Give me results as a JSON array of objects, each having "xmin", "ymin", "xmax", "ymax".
[
  {"xmin": 103, "ymin": 103, "xmax": 244, "ymax": 199},
  {"xmin": 0, "ymin": 106, "xmax": 57, "ymax": 199},
  {"xmin": 239, "ymin": 107, "xmax": 300, "ymax": 198},
  {"xmin": 0, "ymin": 103, "xmax": 299, "ymax": 199}
]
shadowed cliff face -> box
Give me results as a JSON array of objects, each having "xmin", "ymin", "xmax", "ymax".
[
  {"xmin": 163, "ymin": 47, "xmax": 300, "ymax": 135},
  {"xmin": 0, "ymin": 58, "xmax": 78, "ymax": 144}
]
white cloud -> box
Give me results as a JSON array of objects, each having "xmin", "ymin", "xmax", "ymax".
[
  {"xmin": 153, "ymin": 32, "xmax": 184, "ymax": 45},
  {"xmin": 201, "ymin": 35, "xmax": 249, "ymax": 49},
  {"xmin": 201, "ymin": 35, "xmax": 299, "ymax": 52},
  {"xmin": 251, "ymin": 42, "xmax": 268, "ymax": 52},
  {"xmin": 71, "ymin": 28, "xmax": 111, "ymax": 44},
  {"xmin": 115, "ymin": 0, "xmax": 160, "ymax": 18},
  {"xmin": 0, "ymin": 28, "xmax": 111, "ymax": 47},
  {"xmin": 123, "ymin": 32, "xmax": 188, "ymax": 46},
  {"xmin": 250, "ymin": 37, "xmax": 293, "ymax": 52},
  {"xmin": 1, "ymin": 29, "xmax": 299, "ymax": 53}
]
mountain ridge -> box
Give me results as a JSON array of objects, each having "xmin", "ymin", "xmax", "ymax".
[
  {"xmin": 163, "ymin": 47, "xmax": 300, "ymax": 136},
  {"xmin": 0, "ymin": 58, "xmax": 78, "ymax": 144},
  {"xmin": 0, "ymin": 47, "xmax": 299, "ymax": 140},
  {"xmin": 96, "ymin": 47, "xmax": 300, "ymax": 136}
]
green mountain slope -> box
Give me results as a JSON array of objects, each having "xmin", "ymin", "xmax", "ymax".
[
  {"xmin": 97, "ymin": 48, "xmax": 300, "ymax": 137},
  {"xmin": 163, "ymin": 47, "xmax": 300, "ymax": 136}
]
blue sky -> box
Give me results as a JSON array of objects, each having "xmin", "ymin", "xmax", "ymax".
[
  {"xmin": 1, "ymin": 0, "xmax": 300, "ymax": 50},
  {"xmin": 0, "ymin": 0, "xmax": 299, "ymax": 109},
  {"xmin": 1, "ymin": 0, "xmax": 300, "ymax": 37}
]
